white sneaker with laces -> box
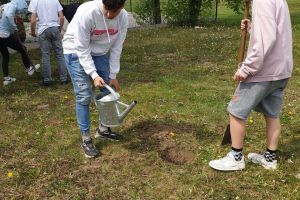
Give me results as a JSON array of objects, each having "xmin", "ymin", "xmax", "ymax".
[
  {"xmin": 26, "ymin": 65, "xmax": 35, "ymax": 76},
  {"xmin": 248, "ymin": 153, "xmax": 277, "ymax": 170},
  {"xmin": 3, "ymin": 77, "xmax": 16, "ymax": 86},
  {"xmin": 209, "ymin": 152, "xmax": 245, "ymax": 171}
]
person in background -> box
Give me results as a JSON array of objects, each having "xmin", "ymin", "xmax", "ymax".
[
  {"xmin": 63, "ymin": 0, "xmax": 128, "ymax": 158},
  {"xmin": 28, "ymin": 0, "xmax": 68, "ymax": 86},
  {"xmin": 0, "ymin": 0, "xmax": 40, "ymax": 86},
  {"xmin": 209, "ymin": 0, "xmax": 293, "ymax": 171},
  {"xmin": 61, "ymin": 2, "xmax": 81, "ymax": 23}
]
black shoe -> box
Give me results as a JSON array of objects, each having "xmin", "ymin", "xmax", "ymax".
[
  {"xmin": 60, "ymin": 79, "xmax": 70, "ymax": 85},
  {"xmin": 95, "ymin": 128, "xmax": 123, "ymax": 141},
  {"xmin": 81, "ymin": 139, "xmax": 100, "ymax": 158},
  {"xmin": 42, "ymin": 81, "xmax": 51, "ymax": 87}
]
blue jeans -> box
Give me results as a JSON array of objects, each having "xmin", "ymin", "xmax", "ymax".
[
  {"xmin": 64, "ymin": 53, "xmax": 110, "ymax": 135},
  {"xmin": 39, "ymin": 27, "xmax": 68, "ymax": 82}
]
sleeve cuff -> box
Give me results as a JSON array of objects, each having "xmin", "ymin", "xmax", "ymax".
[
  {"xmin": 91, "ymin": 72, "xmax": 99, "ymax": 80},
  {"xmin": 237, "ymin": 67, "xmax": 249, "ymax": 79},
  {"xmin": 109, "ymin": 73, "xmax": 117, "ymax": 79}
]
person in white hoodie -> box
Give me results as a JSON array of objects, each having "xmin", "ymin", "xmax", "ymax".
[
  {"xmin": 209, "ymin": 0, "xmax": 293, "ymax": 171},
  {"xmin": 63, "ymin": 0, "xmax": 128, "ymax": 158}
]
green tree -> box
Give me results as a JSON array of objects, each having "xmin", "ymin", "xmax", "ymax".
[
  {"xmin": 188, "ymin": 0, "xmax": 202, "ymax": 26},
  {"xmin": 153, "ymin": 0, "xmax": 161, "ymax": 24},
  {"xmin": 223, "ymin": 0, "xmax": 243, "ymax": 13},
  {"xmin": 135, "ymin": 0, "xmax": 160, "ymax": 25},
  {"xmin": 163, "ymin": 0, "xmax": 201, "ymax": 26},
  {"xmin": 135, "ymin": 0, "xmax": 244, "ymax": 26}
]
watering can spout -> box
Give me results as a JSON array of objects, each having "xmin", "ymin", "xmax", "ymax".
[{"xmin": 118, "ymin": 101, "xmax": 137, "ymax": 123}]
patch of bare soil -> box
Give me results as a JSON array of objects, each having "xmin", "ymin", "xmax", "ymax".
[
  {"xmin": 160, "ymin": 145, "xmax": 195, "ymax": 165},
  {"xmin": 136, "ymin": 123, "xmax": 195, "ymax": 139},
  {"xmin": 46, "ymin": 118, "xmax": 63, "ymax": 126},
  {"xmin": 64, "ymin": 99, "xmax": 75, "ymax": 106},
  {"xmin": 134, "ymin": 123, "xmax": 196, "ymax": 165}
]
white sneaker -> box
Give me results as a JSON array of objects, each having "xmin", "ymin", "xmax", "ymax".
[
  {"xmin": 209, "ymin": 152, "xmax": 245, "ymax": 171},
  {"xmin": 3, "ymin": 77, "xmax": 16, "ymax": 86},
  {"xmin": 248, "ymin": 153, "xmax": 277, "ymax": 170},
  {"xmin": 34, "ymin": 64, "xmax": 41, "ymax": 72},
  {"xmin": 26, "ymin": 65, "xmax": 35, "ymax": 76}
]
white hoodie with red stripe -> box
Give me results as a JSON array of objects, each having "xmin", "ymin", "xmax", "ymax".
[
  {"xmin": 238, "ymin": 0, "xmax": 293, "ymax": 82},
  {"xmin": 62, "ymin": 0, "xmax": 128, "ymax": 80}
]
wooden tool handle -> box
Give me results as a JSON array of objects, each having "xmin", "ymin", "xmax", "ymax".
[
  {"xmin": 238, "ymin": 0, "xmax": 251, "ymax": 63},
  {"xmin": 221, "ymin": 0, "xmax": 252, "ymax": 146}
]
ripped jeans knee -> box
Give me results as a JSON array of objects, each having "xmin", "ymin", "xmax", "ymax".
[
  {"xmin": 75, "ymin": 81, "xmax": 92, "ymax": 106},
  {"xmin": 76, "ymin": 94, "xmax": 91, "ymax": 105}
]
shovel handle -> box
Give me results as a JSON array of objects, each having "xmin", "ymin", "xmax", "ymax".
[
  {"xmin": 238, "ymin": 0, "xmax": 251, "ymax": 63},
  {"xmin": 222, "ymin": 0, "xmax": 251, "ymax": 146}
]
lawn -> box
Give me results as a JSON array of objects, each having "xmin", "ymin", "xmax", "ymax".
[{"xmin": 0, "ymin": 0, "xmax": 299, "ymax": 199}]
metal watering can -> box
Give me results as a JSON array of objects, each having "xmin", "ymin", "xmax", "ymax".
[{"xmin": 94, "ymin": 84, "xmax": 137, "ymax": 127}]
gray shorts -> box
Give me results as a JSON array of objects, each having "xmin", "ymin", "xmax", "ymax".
[{"xmin": 227, "ymin": 79, "xmax": 289, "ymax": 120}]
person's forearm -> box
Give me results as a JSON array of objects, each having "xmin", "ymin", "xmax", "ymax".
[
  {"xmin": 30, "ymin": 21, "xmax": 36, "ymax": 34},
  {"xmin": 60, "ymin": 17, "xmax": 64, "ymax": 29}
]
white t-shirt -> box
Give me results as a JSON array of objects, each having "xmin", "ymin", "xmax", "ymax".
[{"xmin": 28, "ymin": 0, "xmax": 62, "ymax": 35}]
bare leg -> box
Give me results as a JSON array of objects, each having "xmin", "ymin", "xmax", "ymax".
[
  {"xmin": 230, "ymin": 114, "xmax": 246, "ymax": 149},
  {"xmin": 265, "ymin": 116, "xmax": 281, "ymax": 150},
  {"xmin": 208, "ymin": 114, "xmax": 246, "ymax": 171}
]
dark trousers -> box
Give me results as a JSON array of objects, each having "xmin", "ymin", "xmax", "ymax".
[{"xmin": 0, "ymin": 33, "xmax": 32, "ymax": 77}]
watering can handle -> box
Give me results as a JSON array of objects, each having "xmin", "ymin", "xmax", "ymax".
[{"xmin": 103, "ymin": 84, "xmax": 119, "ymax": 99}]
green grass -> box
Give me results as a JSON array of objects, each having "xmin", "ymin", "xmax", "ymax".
[{"xmin": 1, "ymin": 0, "xmax": 300, "ymax": 199}]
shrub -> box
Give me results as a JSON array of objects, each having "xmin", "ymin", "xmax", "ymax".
[
  {"xmin": 162, "ymin": 0, "xmax": 202, "ymax": 26},
  {"xmin": 134, "ymin": 0, "xmax": 156, "ymax": 25},
  {"xmin": 134, "ymin": 0, "xmax": 241, "ymax": 27},
  {"xmin": 224, "ymin": 0, "xmax": 243, "ymax": 14}
]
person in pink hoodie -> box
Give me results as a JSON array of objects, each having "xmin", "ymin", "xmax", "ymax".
[{"xmin": 209, "ymin": 0, "xmax": 293, "ymax": 171}]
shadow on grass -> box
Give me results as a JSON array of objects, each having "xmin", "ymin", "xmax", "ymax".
[
  {"xmin": 0, "ymin": 74, "xmax": 72, "ymax": 97},
  {"xmin": 279, "ymin": 138, "xmax": 300, "ymax": 161}
]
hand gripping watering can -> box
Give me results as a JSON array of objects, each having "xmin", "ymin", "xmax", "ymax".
[{"xmin": 94, "ymin": 84, "xmax": 137, "ymax": 127}]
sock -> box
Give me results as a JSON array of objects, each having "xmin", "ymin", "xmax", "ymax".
[
  {"xmin": 99, "ymin": 123, "xmax": 108, "ymax": 132},
  {"xmin": 81, "ymin": 132, "xmax": 91, "ymax": 142},
  {"xmin": 231, "ymin": 147, "xmax": 243, "ymax": 161},
  {"xmin": 264, "ymin": 148, "xmax": 277, "ymax": 162}
]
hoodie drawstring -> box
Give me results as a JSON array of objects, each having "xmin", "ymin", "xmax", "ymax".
[{"xmin": 101, "ymin": 13, "xmax": 111, "ymax": 44}]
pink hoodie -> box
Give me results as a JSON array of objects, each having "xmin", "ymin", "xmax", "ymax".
[{"xmin": 238, "ymin": 0, "xmax": 293, "ymax": 83}]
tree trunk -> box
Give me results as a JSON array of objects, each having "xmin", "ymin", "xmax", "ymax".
[
  {"xmin": 153, "ymin": 0, "xmax": 161, "ymax": 24},
  {"xmin": 215, "ymin": 0, "xmax": 218, "ymax": 21},
  {"xmin": 189, "ymin": 0, "xmax": 202, "ymax": 26}
]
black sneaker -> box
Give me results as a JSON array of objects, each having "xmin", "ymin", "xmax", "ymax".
[
  {"xmin": 95, "ymin": 128, "xmax": 123, "ymax": 141},
  {"xmin": 42, "ymin": 81, "xmax": 51, "ymax": 87},
  {"xmin": 81, "ymin": 139, "xmax": 100, "ymax": 158},
  {"xmin": 60, "ymin": 79, "xmax": 70, "ymax": 85}
]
